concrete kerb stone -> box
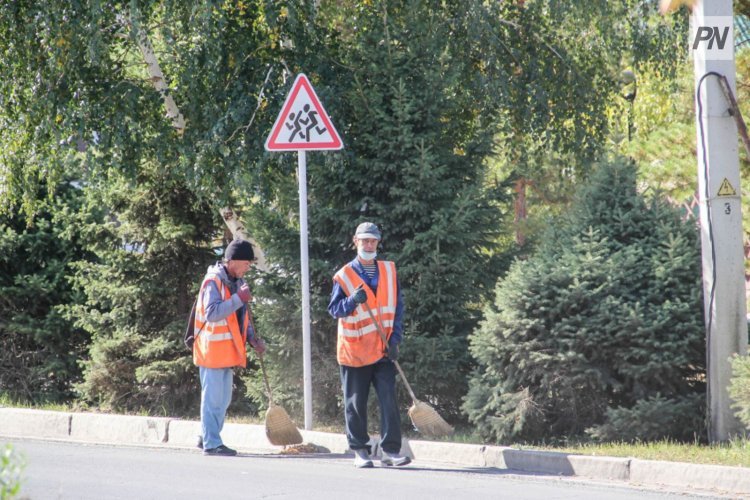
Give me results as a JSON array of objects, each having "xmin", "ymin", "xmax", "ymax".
[
  {"xmin": 389, "ymin": 440, "xmax": 630, "ymax": 482},
  {"xmin": 564, "ymin": 454, "xmax": 631, "ymax": 481},
  {"xmin": 630, "ymin": 458, "xmax": 750, "ymax": 495},
  {"xmin": 69, "ymin": 412, "xmax": 169, "ymax": 445},
  {"xmin": 0, "ymin": 408, "xmax": 71, "ymax": 439},
  {"xmin": 500, "ymin": 448, "xmax": 631, "ymax": 481},
  {"xmin": 402, "ymin": 439, "xmax": 492, "ymax": 467},
  {"xmin": 165, "ymin": 418, "xmax": 202, "ymax": 448},
  {"xmin": 216, "ymin": 422, "xmax": 278, "ymax": 453}
]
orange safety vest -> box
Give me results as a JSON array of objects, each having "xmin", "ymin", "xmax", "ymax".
[
  {"xmin": 193, "ymin": 275, "xmax": 247, "ymax": 369},
  {"xmin": 333, "ymin": 260, "xmax": 398, "ymax": 367}
]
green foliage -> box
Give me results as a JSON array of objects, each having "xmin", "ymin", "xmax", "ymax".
[
  {"xmin": 729, "ymin": 354, "xmax": 750, "ymax": 430},
  {"xmin": 0, "ymin": 181, "xmax": 90, "ymax": 403},
  {"xmin": 488, "ymin": 0, "xmax": 688, "ymax": 237},
  {"xmin": 588, "ymin": 394, "xmax": 705, "ymax": 442},
  {"xmin": 0, "ymin": 444, "xmax": 24, "ymax": 500},
  {"xmin": 0, "ymin": 0, "xmax": 284, "ymax": 217},
  {"xmin": 463, "ymin": 158, "xmax": 706, "ymax": 443},
  {"xmin": 613, "ymin": 60, "xmax": 697, "ymax": 203},
  {"xmin": 68, "ymin": 173, "xmax": 219, "ymax": 416}
]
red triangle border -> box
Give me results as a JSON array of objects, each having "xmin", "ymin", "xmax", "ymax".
[{"xmin": 265, "ymin": 74, "xmax": 343, "ymax": 151}]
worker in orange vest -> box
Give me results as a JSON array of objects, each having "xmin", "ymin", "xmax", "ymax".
[
  {"xmin": 194, "ymin": 239, "xmax": 266, "ymax": 456},
  {"xmin": 327, "ymin": 222, "xmax": 410, "ymax": 468}
]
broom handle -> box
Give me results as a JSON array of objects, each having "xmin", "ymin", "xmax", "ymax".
[
  {"xmin": 392, "ymin": 359, "xmax": 418, "ymax": 405},
  {"xmin": 247, "ymin": 305, "xmax": 275, "ymax": 405},
  {"xmin": 258, "ymin": 355, "xmax": 275, "ymax": 405},
  {"xmin": 362, "ymin": 302, "xmax": 419, "ymax": 404}
]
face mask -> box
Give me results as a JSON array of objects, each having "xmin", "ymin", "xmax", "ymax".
[{"xmin": 357, "ymin": 248, "xmax": 377, "ymax": 261}]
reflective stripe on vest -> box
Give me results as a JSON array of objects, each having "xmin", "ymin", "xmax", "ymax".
[
  {"xmin": 193, "ymin": 275, "xmax": 247, "ymax": 369},
  {"xmin": 333, "ymin": 261, "xmax": 397, "ymax": 367}
]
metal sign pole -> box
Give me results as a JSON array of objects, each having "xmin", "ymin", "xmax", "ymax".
[
  {"xmin": 265, "ymin": 73, "xmax": 344, "ymax": 432},
  {"xmin": 298, "ymin": 150, "xmax": 313, "ymax": 430}
]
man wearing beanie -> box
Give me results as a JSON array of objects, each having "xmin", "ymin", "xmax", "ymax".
[
  {"xmin": 193, "ymin": 238, "xmax": 266, "ymax": 456},
  {"xmin": 327, "ymin": 222, "xmax": 410, "ymax": 468}
]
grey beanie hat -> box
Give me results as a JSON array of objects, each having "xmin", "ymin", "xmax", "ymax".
[
  {"xmin": 355, "ymin": 222, "xmax": 381, "ymax": 240},
  {"xmin": 224, "ymin": 239, "xmax": 255, "ymax": 261}
]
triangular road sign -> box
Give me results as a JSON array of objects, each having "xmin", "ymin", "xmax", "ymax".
[
  {"xmin": 717, "ymin": 178, "xmax": 737, "ymax": 197},
  {"xmin": 265, "ymin": 74, "xmax": 343, "ymax": 151}
]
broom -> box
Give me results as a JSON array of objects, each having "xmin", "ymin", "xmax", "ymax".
[
  {"xmin": 363, "ymin": 302, "xmax": 454, "ymax": 438},
  {"xmin": 248, "ymin": 312, "xmax": 303, "ymax": 446}
]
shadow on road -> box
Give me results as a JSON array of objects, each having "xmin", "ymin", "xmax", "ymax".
[{"xmin": 236, "ymin": 451, "xmax": 561, "ymax": 478}]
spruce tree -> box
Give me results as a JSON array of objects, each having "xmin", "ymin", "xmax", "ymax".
[
  {"xmin": 68, "ymin": 171, "xmax": 220, "ymax": 415},
  {"xmin": 0, "ymin": 181, "xmax": 90, "ymax": 403},
  {"xmin": 463, "ymin": 158, "xmax": 706, "ymax": 443},
  {"xmin": 244, "ymin": 1, "xmax": 510, "ymax": 423}
]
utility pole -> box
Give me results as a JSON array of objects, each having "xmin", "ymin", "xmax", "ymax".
[{"xmin": 691, "ymin": 0, "xmax": 749, "ymax": 441}]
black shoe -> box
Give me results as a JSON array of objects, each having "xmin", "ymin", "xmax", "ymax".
[
  {"xmin": 203, "ymin": 445, "xmax": 237, "ymax": 456},
  {"xmin": 197, "ymin": 436, "xmax": 203, "ymax": 450}
]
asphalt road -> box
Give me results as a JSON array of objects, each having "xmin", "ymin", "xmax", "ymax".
[{"xmin": 8, "ymin": 438, "xmax": 723, "ymax": 500}]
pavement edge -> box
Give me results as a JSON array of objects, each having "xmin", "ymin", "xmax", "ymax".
[{"xmin": 1, "ymin": 407, "xmax": 748, "ymax": 496}]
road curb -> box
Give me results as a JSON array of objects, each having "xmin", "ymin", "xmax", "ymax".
[
  {"xmin": 1, "ymin": 408, "xmax": 748, "ymax": 496},
  {"xmin": 0, "ymin": 408, "xmax": 71, "ymax": 440},
  {"xmin": 70, "ymin": 412, "xmax": 170, "ymax": 445},
  {"xmin": 403, "ymin": 440, "xmax": 492, "ymax": 467},
  {"xmin": 630, "ymin": 458, "xmax": 750, "ymax": 496}
]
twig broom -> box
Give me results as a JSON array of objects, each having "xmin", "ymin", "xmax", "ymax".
[
  {"xmin": 363, "ymin": 303, "xmax": 454, "ymax": 438},
  {"xmin": 258, "ymin": 355, "xmax": 303, "ymax": 446},
  {"xmin": 249, "ymin": 312, "xmax": 303, "ymax": 446}
]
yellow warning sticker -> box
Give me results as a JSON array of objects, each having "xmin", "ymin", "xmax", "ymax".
[{"xmin": 717, "ymin": 178, "xmax": 737, "ymax": 197}]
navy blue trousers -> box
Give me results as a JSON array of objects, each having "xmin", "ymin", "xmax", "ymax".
[{"xmin": 340, "ymin": 360, "xmax": 401, "ymax": 454}]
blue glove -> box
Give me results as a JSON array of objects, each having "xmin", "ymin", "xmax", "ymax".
[
  {"xmin": 352, "ymin": 286, "xmax": 367, "ymax": 305},
  {"xmin": 388, "ymin": 339, "xmax": 399, "ymax": 362}
]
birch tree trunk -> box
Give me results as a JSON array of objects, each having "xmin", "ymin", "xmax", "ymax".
[{"xmin": 130, "ymin": 10, "xmax": 185, "ymax": 135}]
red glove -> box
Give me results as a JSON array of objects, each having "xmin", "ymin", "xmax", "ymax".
[
  {"xmin": 237, "ymin": 284, "xmax": 251, "ymax": 303},
  {"xmin": 249, "ymin": 337, "xmax": 266, "ymax": 355}
]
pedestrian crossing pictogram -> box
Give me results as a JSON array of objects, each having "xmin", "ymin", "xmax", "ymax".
[{"xmin": 265, "ymin": 74, "xmax": 343, "ymax": 151}]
